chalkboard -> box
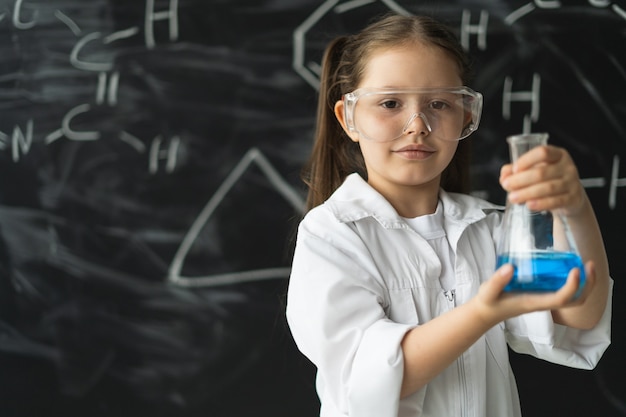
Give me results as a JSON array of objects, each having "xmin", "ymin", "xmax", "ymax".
[{"xmin": 0, "ymin": 1, "xmax": 624, "ymax": 416}]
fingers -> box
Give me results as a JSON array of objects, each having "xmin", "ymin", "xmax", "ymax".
[
  {"xmin": 506, "ymin": 179, "xmax": 569, "ymax": 207},
  {"xmin": 552, "ymin": 267, "xmax": 582, "ymax": 304},
  {"xmin": 510, "ymin": 144, "xmax": 563, "ymax": 171},
  {"xmin": 499, "ymin": 164, "xmax": 513, "ymax": 183},
  {"xmin": 497, "ymin": 271, "xmax": 579, "ymax": 315},
  {"xmin": 500, "ymin": 145, "xmax": 584, "ymax": 213},
  {"xmin": 570, "ymin": 261, "xmax": 596, "ymax": 303},
  {"xmin": 477, "ymin": 263, "xmax": 591, "ymax": 322},
  {"xmin": 482, "ymin": 264, "xmax": 514, "ymax": 301}
]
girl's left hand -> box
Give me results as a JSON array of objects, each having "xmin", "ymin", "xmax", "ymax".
[{"xmin": 499, "ymin": 144, "xmax": 586, "ymax": 217}]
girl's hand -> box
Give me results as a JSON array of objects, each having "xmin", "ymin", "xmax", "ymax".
[
  {"xmin": 499, "ymin": 145, "xmax": 586, "ymax": 217},
  {"xmin": 473, "ymin": 262, "xmax": 596, "ymax": 325}
]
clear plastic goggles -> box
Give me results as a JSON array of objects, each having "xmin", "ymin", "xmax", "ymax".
[{"xmin": 343, "ymin": 87, "xmax": 483, "ymax": 142}]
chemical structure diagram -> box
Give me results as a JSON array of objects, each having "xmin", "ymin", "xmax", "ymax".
[
  {"xmin": 0, "ymin": 0, "xmax": 307, "ymax": 288},
  {"xmin": 0, "ymin": 0, "xmax": 623, "ymax": 290},
  {"xmin": 0, "ymin": 0, "xmax": 181, "ymax": 174},
  {"xmin": 293, "ymin": 0, "xmax": 626, "ymax": 210}
]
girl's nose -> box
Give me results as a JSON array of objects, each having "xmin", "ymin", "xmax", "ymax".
[{"xmin": 402, "ymin": 112, "xmax": 432, "ymax": 136}]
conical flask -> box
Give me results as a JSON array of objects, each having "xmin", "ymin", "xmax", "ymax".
[{"xmin": 495, "ymin": 133, "xmax": 586, "ymax": 292}]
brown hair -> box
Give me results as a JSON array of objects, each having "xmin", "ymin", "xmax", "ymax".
[{"xmin": 301, "ymin": 14, "xmax": 475, "ymax": 211}]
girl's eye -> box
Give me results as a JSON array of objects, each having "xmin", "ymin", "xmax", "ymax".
[
  {"xmin": 381, "ymin": 100, "xmax": 400, "ymax": 109},
  {"xmin": 429, "ymin": 100, "xmax": 450, "ymax": 110}
]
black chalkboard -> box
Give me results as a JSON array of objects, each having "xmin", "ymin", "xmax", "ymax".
[{"xmin": 0, "ymin": 1, "xmax": 624, "ymax": 416}]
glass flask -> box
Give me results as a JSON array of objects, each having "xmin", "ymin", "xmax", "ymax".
[{"xmin": 495, "ymin": 133, "xmax": 586, "ymax": 292}]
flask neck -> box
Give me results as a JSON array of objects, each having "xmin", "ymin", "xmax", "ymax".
[{"xmin": 507, "ymin": 133, "xmax": 549, "ymax": 162}]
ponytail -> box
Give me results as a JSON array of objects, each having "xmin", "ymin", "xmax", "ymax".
[{"xmin": 301, "ymin": 36, "xmax": 365, "ymax": 212}]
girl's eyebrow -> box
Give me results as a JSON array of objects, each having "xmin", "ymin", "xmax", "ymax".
[{"xmin": 368, "ymin": 86, "xmax": 460, "ymax": 90}]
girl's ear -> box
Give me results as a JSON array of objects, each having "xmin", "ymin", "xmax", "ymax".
[{"xmin": 334, "ymin": 100, "xmax": 359, "ymax": 142}]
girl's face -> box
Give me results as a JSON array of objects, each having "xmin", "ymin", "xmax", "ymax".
[{"xmin": 335, "ymin": 42, "xmax": 463, "ymax": 199}]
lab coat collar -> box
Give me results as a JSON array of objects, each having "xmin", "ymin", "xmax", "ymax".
[{"xmin": 325, "ymin": 173, "xmax": 503, "ymax": 228}]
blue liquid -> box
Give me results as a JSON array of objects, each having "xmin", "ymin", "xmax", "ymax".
[{"xmin": 496, "ymin": 251, "xmax": 586, "ymax": 292}]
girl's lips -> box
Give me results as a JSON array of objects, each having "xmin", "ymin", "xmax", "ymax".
[{"xmin": 393, "ymin": 145, "xmax": 436, "ymax": 159}]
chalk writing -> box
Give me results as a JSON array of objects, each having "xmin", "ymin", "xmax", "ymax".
[
  {"xmin": 460, "ymin": 9, "xmax": 489, "ymax": 51},
  {"xmin": 1, "ymin": 0, "xmax": 181, "ymax": 171},
  {"xmin": 505, "ymin": 0, "xmax": 626, "ymax": 24},
  {"xmin": 168, "ymin": 147, "xmax": 305, "ymax": 287},
  {"xmin": 502, "ymin": 73, "xmax": 541, "ymax": 123},
  {"xmin": 0, "ymin": 2, "xmax": 623, "ymax": 416},
  {"xmin": 291, "ymin": 0, "xmax": 626, "ymax": 210}
]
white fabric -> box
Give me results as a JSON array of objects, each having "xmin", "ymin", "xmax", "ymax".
[
  {"xmin": 286, "ymin": 173, "xmax": 612, "ymax": 417},
  {"xmin": 403, "ymin": 202, "xmax": 455, "ymax": 291}
]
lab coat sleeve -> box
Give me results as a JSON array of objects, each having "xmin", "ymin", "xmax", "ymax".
[
  {"xmin": 504, "ymin": 279, "xmax": 613, "ymax": 370},
  {"xmin": 286, "ymin": 215, "xmax": 414, "ymax": 417}
]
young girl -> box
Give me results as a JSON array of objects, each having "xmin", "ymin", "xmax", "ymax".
[{"xmin": 286, "ymin": 13, "xmax": 612, "ymax": 417}]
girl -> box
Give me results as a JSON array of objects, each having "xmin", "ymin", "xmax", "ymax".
[{"xmin": 286, "ymin": 13, "xmax": 612, "ymax": 417}]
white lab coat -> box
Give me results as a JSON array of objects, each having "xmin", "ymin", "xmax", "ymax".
[{"xmin": 286, "ymin": 173, "xmax": 612, "ymax": 417}]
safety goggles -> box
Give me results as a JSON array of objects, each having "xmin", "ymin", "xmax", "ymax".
[{"xmin": 342, "ymin": 87, "xmax": 483, "ymax": 142}]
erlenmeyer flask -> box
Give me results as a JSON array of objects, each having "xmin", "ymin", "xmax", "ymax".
[{"xmin": 495, "ymin": 133, "xmax": 586, "ymax": 292}]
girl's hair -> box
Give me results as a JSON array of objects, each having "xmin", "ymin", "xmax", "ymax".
[{"xmin": 301, "ymin": 14, "xmax": 475, "ymax": 211}]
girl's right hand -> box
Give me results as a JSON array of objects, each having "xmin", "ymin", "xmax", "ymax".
[{"xmin": 472, "ymin": 263, "xmax": 595, "ymax": 326}]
